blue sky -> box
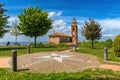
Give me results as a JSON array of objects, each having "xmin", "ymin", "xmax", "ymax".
[{"xmin": 1, "ymin": 0, "xmax": 120, "ymax": 43}]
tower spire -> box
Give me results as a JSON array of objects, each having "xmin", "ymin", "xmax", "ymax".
[{"xmin": 72, "ymin": 17, "xmax": 77, "ymax": 26}]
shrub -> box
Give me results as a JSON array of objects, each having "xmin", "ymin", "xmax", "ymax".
[
  {"xmin": 46, "ymin": 42, "xmax": 56, "ymax": 48},
  {"xmin": 30, "ymin": 42, "xmax": 45, "ymax": 48},
  {"xmin": 105, "ymin": 39, "xmax": 113, "ymax": 48},
  {"xmin": 36, "ymin": 42, "xmax": 45, "ymax": 48},
  {"xmin": 113, "ymin": 34, "xmax": 120, "ymax": 57},
  {"xmin": 79, "ymin": 41, "xmax": 91, "ymax": 48},
  {"xmin": 79, "ymin": 40, "xmax": 107, "ymax": 49},
  {"xmin": 30, "ymin": 42, "xmax": 34, "ymax": 47},
  {"xmin": 57, "ymin": 43, "xmax": 70, "ymax": 47}
]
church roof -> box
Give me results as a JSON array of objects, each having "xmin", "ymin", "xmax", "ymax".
[{"xmin": 49, "ymin": 32, "xmax": 71, "ymax": 37}]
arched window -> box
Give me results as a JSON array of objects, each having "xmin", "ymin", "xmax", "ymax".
[{"xmin": 72, "ymin": 28, "xmax": 74, "ymax": 31}]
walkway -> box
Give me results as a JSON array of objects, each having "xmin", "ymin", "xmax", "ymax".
[
  {"xmin": 100, "ymin": 63, "xmax": 120, "ymax": 71},
  {"xmin": 0, "ymin": 49, "xmax": 120, "ymax": 72},
  {"xmin": 0, "ymin": 57, "xmax": 10, "ymax": 68}
]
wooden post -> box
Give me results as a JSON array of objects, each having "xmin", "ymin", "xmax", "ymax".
[
  {"xmin": 104, "ymin": 47, "xmax": 108, "ymax": 61},
  {"xmin": 74, "ymin": 44, "xmax": 77, "ymax": 52},
  {"xmin": 12, "ymin": 50, "xmax": 17, "ymax": 72},
  {"xmin": 27, "ymin": 45, "xmax": 30, "ymax": 54}
]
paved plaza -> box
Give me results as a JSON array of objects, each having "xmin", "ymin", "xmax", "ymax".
[{"xmin": 16, "ymin": 52, "xmax": 101, "ymax": 73}]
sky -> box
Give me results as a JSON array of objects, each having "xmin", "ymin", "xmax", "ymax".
[{"xmin": 1, "ymin": 0, "xmax": 120, "ymax": 43}]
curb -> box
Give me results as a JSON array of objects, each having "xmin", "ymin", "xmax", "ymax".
[{"xmin": 104, "ymin": 61, "xmax": 120, "ymax": 66}]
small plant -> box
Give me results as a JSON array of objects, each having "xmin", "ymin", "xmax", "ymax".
[
  {"xmin": 30, "ymin": 42, "xmax": 45, "ymax": 48},
  {"xmin": 30, "ymin": 42, "xmax": 34, "ymax": 47},
  {"xmin": 36, "ymin": 42, "xmax": 45, "ymax": 48},
  {"xmin": 57, "ymin": 43, "xmax": 69, "ymax": 47},
  {"xmin": 105, "ymin": 39, "xmax": 113, "ymax": 48},
  {"xmin": 46, "ymin": 42, "xmax": 56, "ymax": 48},
  {"xmin": 113, "ymin": 34, "xmax": 120, "ymax": 57}
]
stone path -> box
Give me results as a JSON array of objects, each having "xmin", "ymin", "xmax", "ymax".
[
  {"xmin": 16, "ymin": 52, "xmax": 101, "ymax": 73},
  {"xmin": 0, "ymin": 57, "xmax": 10, "ymax": 68},
  {"xmin": 100, "ymin": 63, "xmax": 120, "ymax": 71},
  {"xmin": 0, "ymin": 49, "xmax": 120, "ymax": 72}
]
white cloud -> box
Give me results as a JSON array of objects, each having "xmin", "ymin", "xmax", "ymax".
[
  {"xmin": 55, "ymin": 11, "xmax": 62, "ymax": 16},
  {"xmin": 99, "ymin": 18, "xmax": 120, "ymax": 29},
  {"xmin": 103, "ymin": 34, "xmax": 117, "ymax": 37},
  {"xmin": 48, "ymin": 12, "xmax": 56, "ymax": 18},
  {"xmin": 48, "ymin": 11, "xmax": 62, "ymax": 18},
  {"xmin": 52, "ymin": 20, "xmax": 68, "ymax": 32},
  {"xmin": 8, "ymin": 16, "xmax": 18, "ymax": 22},
  {"xmin": 52, "ymin": 20, "xmax": 66, "ymax": 27},
  {"xmin": 8, "ymin": 16, "xmax": 19, "ymax": 26}
]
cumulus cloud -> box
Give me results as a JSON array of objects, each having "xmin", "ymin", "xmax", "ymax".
[
  {"xmin": 8, "ymin": 16, "xmax": 18, "ymax": 22},
  {"xmin": 99, "ymin": 18, "xmax": 120, "ymax": 29},
  {"xmin": 103, "ymin": 34, "xmax": 117, "ymax": 37},
  {"xmin": 55, "ymin": 11, "xmax": 62, "ymax": 16},
  {"xmin": 52, "ymin": 20, "xmax": 66, "ymax": 27},
  {"xmin": 51, "ymin": 19, "xmax": 69, "ymax": 33},
  {"xmin": 8, "ymin": 16, "xmax": 19, "ymax": 26},
  {"xmin": 48, "ymin": 12, "xmax": 56, "ymax": 18},
  {"xmin": 48, "ymin": 11, "xmax": 71, "ymax": 34},
  {"xmin": 97, "ymin": 18, "xmax": 120, "ymax": 39},
  {"xmin": 48, "ymin": 11, "xmax": 62, "ymax": 18}
]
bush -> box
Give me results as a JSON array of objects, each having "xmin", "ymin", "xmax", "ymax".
[
  {"xmin": 30, "ymin": 42, "xmax": 45, "ymax": 48},
  {"xmin": 30, "ymin": 42, "xmax": 34, "ymax": 47},
  {"xmin": 79, "ymin": 40, "xmax": 110, "ymax": 49},
  {"xmin": 36, "ymin": 42, "xmax": 45, "ymax": 48},
  {"xmin": 79, "ymin": 41, "xmax": 91, "ymax": 48},
  {"xmin": 46, "ymin": 42, "xmax": 56, "ymax": 48},
  {"xmin": 113, "ymin": 34, "xmax": 120, "ymax": 57},
  {"xmin": 57, "ymin": 43, "xmax": 70, "ymax": 47},
  {"xmin": 105, "ymin": 39, "xmax": 113, "ymax": 48}
]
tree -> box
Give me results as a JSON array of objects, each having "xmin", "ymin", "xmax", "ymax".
[
  {"xmin": 0, "ymin": 3, "xmax": 9, "ymax": 38},
  {"xmin": 10, "ymin": 19, "xmax": 20, "ymax": 44},
  {"xmin": 113, "ymin": 34, "xmax": 120, "ymax": 57},
  {"xmin": 105, "ymin": 39, "xmax": 113, "ymax": 48},
  {"xmin": 18, "ymin": 6, "xmax": 52, "ymax": 47},
  {"xmin": 81, "ymin": 18, "xmax": 102, "ymax": 48}
]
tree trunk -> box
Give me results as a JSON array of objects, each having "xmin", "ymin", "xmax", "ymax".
[
  {"xmin": 15, "ymin": 35, "xmax": 17, "ymax": 44},
  {"xmin": 34, "ymin": 34, "xmax": 37, "ymax": 47},
  {"xmin": 91, "ymin": 39, "xmax": 94, "ymax": 48}
]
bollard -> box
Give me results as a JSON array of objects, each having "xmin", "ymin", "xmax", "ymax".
[
  {"xmin": 27, "ymin": 45, "xmax": 30, "ymax": 54},
  {"xmin": 12, "ymin": 50, "xmax": 17, "ymax": 72},
  {"xmin": 74, "ymin": 44, "xmax": 77, "ymax": 52},
  {"xmin": 104, "ymin": 47, "xmax": 108, "ymax": 61}
]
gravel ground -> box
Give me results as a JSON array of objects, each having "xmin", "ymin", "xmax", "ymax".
[{"xmin": 14, "ymin": 52, "xmax": 101, "ymax": 73}]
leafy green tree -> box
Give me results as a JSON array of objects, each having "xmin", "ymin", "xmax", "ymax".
[
  {"xmin": 0, "ymin": 3, "xmax": 9, "ymax": 38},
  {"xmin": 105, "ymin": 39, "xmax": 113, "ymax": 48},
  {"xmin": 10, "ymin": 19, "xmax": 20, "ymax": 44},
  {"xmin": 18, "ymin": 6, "xmax": 52, "ymax": 47},
  {"xmin": 113, "ymin": 34, "xmax": 120, "ymax": 57},
  {"xmin": 81, "ymin": 18, "xmax": 102, "ymax": 48}
]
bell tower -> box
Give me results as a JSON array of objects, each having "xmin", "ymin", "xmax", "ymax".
[{"xmin": 71, "ymin": 17, "xmax": 78, "ymax": 44}]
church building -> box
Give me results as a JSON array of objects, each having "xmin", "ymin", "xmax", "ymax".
[{"xmin": 49, "ymin": 18, "xmax": 78, "ymax": 45}]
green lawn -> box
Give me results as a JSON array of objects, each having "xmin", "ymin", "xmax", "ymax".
[
  {"xmin": 0, "ymin": 46, "xmax": 70, "ymax": 57},
  {"xmin": 76, "ymin": 48, "xmax": 120, "ymax": 62},
  {"xmin": 0, "ymin": 68, "xmax": 120, "ymax": 80}
]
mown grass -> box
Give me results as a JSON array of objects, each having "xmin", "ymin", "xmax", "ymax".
[
  {"xmin": 0, "ymin": 46, "xmax": 70, "ymax": 57},
  {"xmin": 76, "ymin": 47, "xmax": 120, "ymax": 62},
  {"xmin": 0, "ymin": 68, "xmax": 120, "ymax": 80}
]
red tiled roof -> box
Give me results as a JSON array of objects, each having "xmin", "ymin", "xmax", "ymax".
[{"xmin": 49, "ymin": 32, "xmax": 71, "ymax": 37}]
